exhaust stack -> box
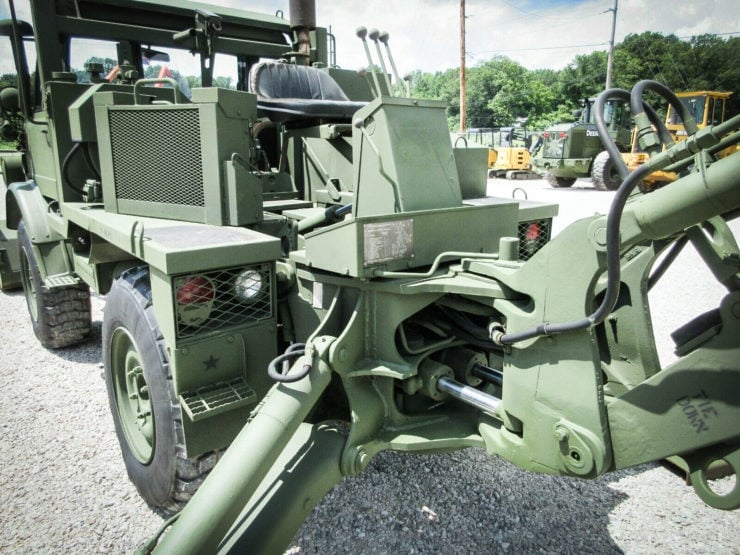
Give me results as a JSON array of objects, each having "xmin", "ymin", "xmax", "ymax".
[{"xmin": 289, "ymin": 0, "xmax": 316, "ymax": 64}]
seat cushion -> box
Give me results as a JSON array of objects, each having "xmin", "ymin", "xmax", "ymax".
[{"xmin": 249, "ymin": 62, "xmax": 366, "ymax": 122}]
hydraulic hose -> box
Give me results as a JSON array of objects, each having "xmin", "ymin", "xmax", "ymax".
[
  {"xmin": 594, "ymin": 88, "xmax": 670, "ymax": 179},
  {"xmin": 61, "ymin": 143, "xmax": 87, "ymax": 195},
  {"xmin": 630, "ymin": 80, "xmax": 698, "ymax": 155},
  {"xmin": 499, "ymin": 86, "xmax": 665, "ymax": 346},
  {"xmin": 500, "ymin": 155, "xmax": 654, "ymax": 345},
  {"xmin": 499, "ymin": 86, "xmax": 740, "ymax": 346}
]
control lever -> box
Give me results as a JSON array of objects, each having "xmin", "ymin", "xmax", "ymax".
[
  {"xmin": 403, "ymin": 72, "xmax": 412, "ymax": 98},
  {"xmin": 356, "ymin": 26, "xmax": 382, "ymax": 98},
  {"xmin": 368, "ymin": 28, "xmax": 393, "ymax": 96},
  {"xmin": 378, "ymin": 31, "xmax": 405, "ymax": 96},
  {"xmin": 357, "ymin": 67, "xmax": 378, "ymax": 99}
]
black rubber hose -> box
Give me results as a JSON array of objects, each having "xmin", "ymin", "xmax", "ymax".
[
  {"xmin": 61, "ymin": 143, "xmax": 86, "ymax": 195},
  {"xmin": 82, "ymin": 143, "xmax": 101, "ymax": 180},
  {"xmin": 500, "ymin": 160, "xmax": 654, "ymax": 345},
  {"xmin": 595, "ymin": 88, "xmax": 631, "ymax": 179},
  {"xmin": 268, "ymin": 343, "xmax": 311, "ymax": 383},
  {"xmin": 438, "ymin": 306, "xmax": 503, "ymax": 351},
  {"xmin": 593, "ymin": 88, "xmax": 670, "ymax": 180},
  {"xmin": 500, "ymin": 87, "xmax": 662, "ymax": 346},
  {"xmin": 630, "ymin": 80, "xmax": 699, "ymax": 143}
]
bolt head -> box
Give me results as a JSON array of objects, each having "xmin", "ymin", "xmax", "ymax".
[{"xmin": 554, "ymin": 427, "xmax": 569, "ymax": 442}]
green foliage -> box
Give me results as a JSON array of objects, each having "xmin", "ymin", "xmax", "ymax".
[
  {"xmin": 73, "ymin": 57, "xmax": 117, "ymax": 83},
  {"xmin": 0, "ymin": 73, "xmax": 18, "ymax": 88},
  {"xmin": 409, "ymin": 32, "xmax": 739, "ymax": 130},
  {"xmin": 410, "ymin": 68, "xmax": 461, "ymax": 129}
]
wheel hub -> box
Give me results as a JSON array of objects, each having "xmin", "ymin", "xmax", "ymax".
[{"xmin": 111, "ymin": 327, "xmax": 155, "ymax": 464}]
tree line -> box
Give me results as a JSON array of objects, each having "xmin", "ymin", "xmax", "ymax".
[
  {"xmin": 410, "ymin": 31, "xmax": 740, "ymax": 130},
  {"xmin": 2, "ymin": 30, "xmax": 737, "ymax": 135}
]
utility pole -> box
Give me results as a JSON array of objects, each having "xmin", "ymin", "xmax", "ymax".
[
  {"xmin": 605, "ymin": 0, "xmax": 618, "ymax": 89},
  {"xmin": 459, "ymin": 0, "xmax": 466, "ymax": 132}
]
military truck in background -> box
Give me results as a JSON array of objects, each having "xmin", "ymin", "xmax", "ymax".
[{"xmin": 532, "ymin": 97, "xmax": 633, "ymax": 190}]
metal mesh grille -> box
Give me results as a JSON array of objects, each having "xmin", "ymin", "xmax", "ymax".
[
  {"xmin": 109, "ymin": 108, "xmax": 205, "ymax": 206},
  {"xmin": 518, "ymin": 219, "xmax": 552, "ymax": 261},
  {"xmin": 174, "ymin": 264, "xmax": 273, "ymax": 340}
]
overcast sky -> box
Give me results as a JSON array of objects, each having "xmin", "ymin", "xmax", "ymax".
[
  {"xmin": 215, "ymin": 0, "xmax": 739, "ymax": 73},
  {"xmin": 2, "ymin": 0, "xmax": 738, "ymax": 75}
]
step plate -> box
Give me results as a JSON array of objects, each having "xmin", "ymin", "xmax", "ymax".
[{"xmin": 180, "ymin": 377, "xmax": 257, "ymax": 422}]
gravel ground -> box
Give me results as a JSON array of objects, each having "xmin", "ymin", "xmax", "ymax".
[{"xmin": 1, "ymin": 178, "xmax": 739, "ymax": 553}]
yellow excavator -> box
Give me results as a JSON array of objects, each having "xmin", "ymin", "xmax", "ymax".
[
  {"xmin": 625, "ymin": 90, "xmax": 734, "ymax": 187},
  {"xmin": 458, "ymin": 127, "xmax": 539, "ymax": 179}
]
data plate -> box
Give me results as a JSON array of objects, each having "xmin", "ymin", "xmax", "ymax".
[{"xmin": 363, "ymin": 219, "xmax": 413, "ymax": 266}]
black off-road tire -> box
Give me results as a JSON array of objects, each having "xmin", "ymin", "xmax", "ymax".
[
  {"xmin": 17, "ymin": 221, "xmax": 91, "ymax": 348},
  {"xmin": 592, "ymin": 150, "xmax": 622, "ymax": 191},
  {"xmin": 546, "ymin": 173, "xmax": 576, "ymax": 188},
  {"xmin": 103, "ymin": 266, "xmax": 222, "ymax": 512}
]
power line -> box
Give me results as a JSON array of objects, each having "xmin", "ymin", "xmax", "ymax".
[
  {"xmin": 471, "ymin": 42, "xmax": 607, "ymax": 55},
  {"xmin": 677, "ymin": 31, "xmax": 740, "ymax": 38},
  {"xmin": 471, "ymin": 28, "xmax": 738, "ymax": 67}
]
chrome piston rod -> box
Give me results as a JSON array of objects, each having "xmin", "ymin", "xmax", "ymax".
[{"xmin": 437, "ymin": 376, "xmax": 501, "ymax": 415}]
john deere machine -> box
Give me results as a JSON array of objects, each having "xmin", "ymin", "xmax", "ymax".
[
  {"xmin": 532, "ymin": 96, "xmax": 633, "ymax": 190},
  {"xmin": 1, "ymin": 0, "xmax": 739, "ymax": 553}
]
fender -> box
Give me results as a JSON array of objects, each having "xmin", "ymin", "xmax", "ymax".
[
  {"xmin": 0, "ymin": 152, "xmax": 26, "ymax": 184},
  {"xmin": 6, "ymin": 180, "xmax": 63, "ymax": 243}
]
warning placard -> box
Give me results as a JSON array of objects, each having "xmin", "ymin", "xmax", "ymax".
[{"xmin": 363, "ymin": 219, "xmax": 414, "ymax": 266}]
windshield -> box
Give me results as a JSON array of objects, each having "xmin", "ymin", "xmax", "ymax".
[
  {"xmin": 0, "ymin": 32, "xmax": 37, "ymax": 144},
  {"xmin": 68, "ymin": 38, "xmax": 240, "ymax": 97},
  {"xmin": 667, "ymin": 95, "xmax": 706, "ymax": 125},
  {"xmin": 587, "ymin": 99, "xmax": 629, "ymax": 128}
]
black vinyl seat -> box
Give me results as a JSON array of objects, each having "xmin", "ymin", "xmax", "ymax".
[{"xmin": 249, "ymin": 62, "xmax": 366, "ymax": 122}]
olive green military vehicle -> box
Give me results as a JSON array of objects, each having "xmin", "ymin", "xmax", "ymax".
[
  {"xmin": 532, "ymin": 96, "xmax": 633, "ymax": 190},
  {"xmin": 1, "ymin": 83, "xmax": 24, "ymax": 290},
  {"xmin": 2, "ymin": 1, "xmax": 739, "ymax": 553}
]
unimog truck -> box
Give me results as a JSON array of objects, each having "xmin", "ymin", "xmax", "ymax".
[
  {"xmin": 2, "ymin": 0, "xmax": 739, "ymax": 552},
  {"xmin": 1, "ymin": 0, "xmax": 556, "ymax": 516},
  {"xmin": 532, "ymin": 96, "xmax": 633, "ymax": 190}
]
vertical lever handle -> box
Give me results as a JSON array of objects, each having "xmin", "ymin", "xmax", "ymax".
[
  {"xmin": 356, "ymin": 26, "xmax": 381, "ymax": 97},
  {"xmin": 368, "ymin": 28, "xmax": 393, "ymax": 96}
]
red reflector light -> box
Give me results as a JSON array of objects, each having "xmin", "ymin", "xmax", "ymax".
[
  {"xmin": 558, "ymin": 132, "xmax": 567, "ymax": 139},
  {"xmin": 176, "ymin": 276, "xmax": 215, "ymax": 305},
  {"xmin": 525, "ymin": 222, "xmax": 541, "ymax": 241},
  {"xmin": 543, "ymin": 132, "xmax": 550, "ymax": 138}
]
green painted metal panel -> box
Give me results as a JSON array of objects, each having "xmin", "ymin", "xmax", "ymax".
[
  {"xmin": 301, "ymin": 203, "xmax": 519, "ymax": 278},
  {"xmin": 61, "ymin": 203, "xmax": 280, "ymax": 275},
  {"xmin": 352, "ymin": 97, "xmax": 463, "ymax": 217}
]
